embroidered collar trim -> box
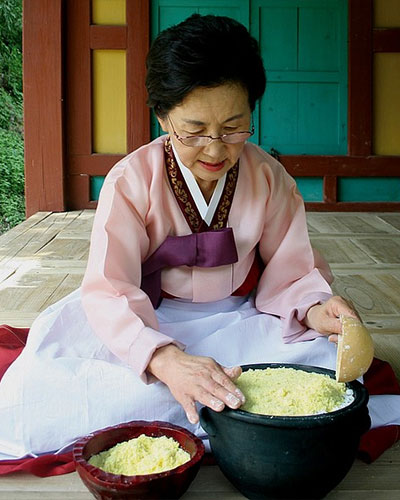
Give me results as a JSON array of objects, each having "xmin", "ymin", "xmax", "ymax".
[
  {"xmin": 164, "ymin": 137, "xmax": 238, "ymax": 232},
  {"xmin": 171, "ymin": 141, "xmax": 226, "ymax": 226}
]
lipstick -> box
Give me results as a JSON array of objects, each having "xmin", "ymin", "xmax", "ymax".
[{"xmin": 199, "ymin": 160, "xmax": 225, "ymax": 172}]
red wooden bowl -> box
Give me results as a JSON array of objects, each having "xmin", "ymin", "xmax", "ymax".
[{"xmin": 73, "ymin": 420, "xmax": 205, "ymax": 499}]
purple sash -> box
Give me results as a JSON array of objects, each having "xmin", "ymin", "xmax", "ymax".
[{"xmin": 141, "ymin": 228, "xmax": 238, "ymax": 308}]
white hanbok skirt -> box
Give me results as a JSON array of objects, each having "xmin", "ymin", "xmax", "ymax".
[{"xmin": 0, "ymin": 289, "xmax": 399, "ymax": 460}]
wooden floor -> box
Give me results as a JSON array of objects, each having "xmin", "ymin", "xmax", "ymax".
[{"xmin": 0, "ymin": 210, "xmax": 399, "ymax": 499}]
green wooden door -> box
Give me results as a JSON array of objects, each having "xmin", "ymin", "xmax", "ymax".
[
  {"xmin": 150, "ymin": 0, "xmax": 347, "ymax": 157},
  {"xmin": 150, "ymin": 0, "xmax": 250, "ymax": 138},
  {"xmin": 150, "ymin": 0, "xmax": 348, "ymax": 202},
  {"xmin": 151, "ymin": 0, "xmax": 249, "ymax": 32},
  {"xmin": 250, "ymin": 0, "xmax": 347, "ymax": 201},
  {"xmin": 251, "ymin": 0, "xmax": 347, "ymax": 156}
]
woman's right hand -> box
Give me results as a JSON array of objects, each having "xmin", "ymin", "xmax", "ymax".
[{"xmin": 147, "ymin": 344, "xmax": 245, "ymax": 424}]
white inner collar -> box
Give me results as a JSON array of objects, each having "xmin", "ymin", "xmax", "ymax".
[{"xmin": 171, "ymin": 142, "xmax": 226, "ymax": 226}]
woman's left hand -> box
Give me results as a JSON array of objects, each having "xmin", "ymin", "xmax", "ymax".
[{"xmin": 304, "ymin": 296, "xmax": 360, "ymax": 343}]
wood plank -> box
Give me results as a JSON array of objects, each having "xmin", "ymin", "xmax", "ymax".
[
  {"xmin": 347, "ymin": 0, "xmax": 373, "ymax": 156},
  {"xmin": 331, "ymin": 273, "xmax": 400, "ymax": 315},
  {"xmin": 0, "ymin": 212, "xmax": 52, "ymax": 247},
  {"xmin": 282, "ymin": 155, "xmax": 400, "ymax": 176},
  {"xmin": 1, "ymin": 450, "xmax": 400, "ymax": 500},
  {"xmin": 68, "ymin": 155, "xmax": 123, "ymax": 175},
  {"xmin": 184, "ymin": 467, "xmax": 242, "ymax": 496},
  {"xmin": 372, "ymin": 334, "xmax": 400, "ymax": 381},
  {"xmin": 0, "ymin": 312, "xmax": 38, "ymax": 327},
  {"xmin": 0, "ymin": 212, "xmax": 91, "ymax": 327},
  {"xmin": 40, "ymin": 274, "xmax": 83, "ymax": 310},
  {"xmin": 0, "ymin": 495, "xmax": 91, "ymax": 500},
  {"xmin": 323, "ymin": 175, "xmax": 338, "ymax": 204},
  {"xmin": 34, "ymin": 238, "xmax": 90, "ymax": 261},
  {"xmin": 331, "ymin": 264, "xmax": 400, "ymax": 272},
  {"xmin": 306, "ymin": 213, "xmax": 399, "ymax": 234},
  {"xmin": 310, "ymin": 237, "xmax": 375, "ymax": 265},
  {"xmin": 373, "ymin": 28, "xmax": 400, "ymax": 53},
  {"xmin": 334, "ymin": 464, "xmax": 400, "ymax": 492},
  {"xmin": 0, "ymin": 273, "xmax": 71, "ymax": 312},
  {"xmin": 351, "ymin": 238, "xmax": 400, "ymax": 264},
  {"xmin": 377, "ymin": 214, "xmax": 400, "ymax": 232},
  {"xmin": 15, "ymin": 260, "xmax": 87, "ymax": 273},
  {"xmin": 364, "ymin": 315, "xmax": 400, "ymax": 335},
  {"xmin": 310, "ymin": 234, "xmax": 400, "ymax": 240},
  {"xmin": 306, "ymin": 202, "xmax": 400, "ymax": 213},
  {"xmin": 65, "ymin": 0, "xmax": 91, "ymax": 156},
  {"xmin": 66, "ymin": 175, "xmax": 98, "ymax": 211},
  {"xmin": 0, "ymin": 212, "xmax": 78, "ymax": 253},
  {"xmin": 57, "ymin": 210, "xmax": 94, "ymax": 233},
  {"xmin": 0, "ymin": 472, "xmax": 91, "ymax": 496},
  {"xmin": 0, "ymin": 211, "xmax": 399, "ymax": 500},
  {"xmin": 89, "ymin": 25, "xmax": 127, "ymax": 49},
  {"xmin": 0, "ymin": 264, "xmax": 83, "ymax": 314},
  {"xmin": 0, "ymin": 263, "xmax": 18, "ymax": 284},
  {"xmin": 23, "ymin": 0, "xmax": 65, "ymax": 216},
  {"xmin": 0, "ymin": 212, "xmax": 84, "ymax": 264},
  {"xmin": 361, "ymin": 273, "xmax": 400, "ymax": 309},
  {"xmin": 126, "ymin": 0, "xmax": 150, "ymax": 152}
]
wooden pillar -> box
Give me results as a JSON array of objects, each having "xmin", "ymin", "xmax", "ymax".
[
  {"xmin": 23, "ymin": 0, "xmax": 65, "ymax": 216},
  {"xmin": 348, "ymin": 0, "xmax": 373, "ymax": 156},
  {"xmin": 126, "ymin": 0, "xmax": 150, "ymax": 153}
]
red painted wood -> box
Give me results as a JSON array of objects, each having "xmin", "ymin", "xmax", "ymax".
[
  {"xmin": 126, "ymin": 0, "xmax": 150, "ymax": 152},
  {"xmin": 69, "ymin": 155, "xmax": 125, "ymax": 176},
  {"xmin": 323, "ymin": 176, "xmax": 337, "ymax": 204},
  {"xmin": 67, "ymin": 175, "xmax": 97, "ymax": 210},
  {"xmin": 373, "ymin": 28, "xmax": 400, "ymax": 52},
  {"xmin": 67, "ymin": 153, "xmax": 400, "ymax": 182},
  {"xmin": 66, "ymin": 0, "xmax": 92, "ymax": 156},
  {"xmin": 23, "ymin": 0, "xmax": 399, "ymax": 212},
  {"xmin": 306, "ymin": 202, "xmax": 400, "ymax": 212},
  {"xmin": 23, "ymin": 0, "xmax": 65, "ymax": 216},
  {"xmin": 65, "ymin": 0, "xmax": 151, "ymax": 209},
  {"xmin": 348, "ymin": 0, "xmax": 372, "ymax": 157},
  {"xmin": 90, "ymin": 26, "xmax": 127, "ymax": 49},
  {"xmin": 281, "ymin": 155, "xmax": 400, "ymax": 177}
]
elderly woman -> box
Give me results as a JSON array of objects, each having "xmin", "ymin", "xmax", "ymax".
[{"xmin": 0, "ymin": 14, "xmax": 397, "ymax": 462}]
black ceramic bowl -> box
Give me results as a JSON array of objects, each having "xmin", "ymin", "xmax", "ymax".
[
  {"xmin": 73, "ymin": 420, "xmax": 205, "ymax": 499},
  {"xmin": 200, "ymin": 363, "xmax": 370, "ymax": 500}
]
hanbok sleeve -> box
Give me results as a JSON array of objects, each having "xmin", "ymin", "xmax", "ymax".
[
  {"xmin": 81, "ymin": 162, "xmax": 184, "ymax": 384},
  {"xmin": 255, "ymin": 157, "xmax": 333, "ymax": 343}
]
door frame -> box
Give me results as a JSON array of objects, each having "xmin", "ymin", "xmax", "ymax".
[{"xmin": 23, "ymin": 0, "xmax": 400, "ymax": 215}]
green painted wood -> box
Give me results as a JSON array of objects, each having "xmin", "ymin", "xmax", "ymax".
[
  {"xmin": 338, "ymin": 178, "xmax": 400, "ymax": 202},
  {"xmin": 150, "ymin": 0, "xmax": 250, "ymax": 139},
  {"xmin": 295, "ymin": 177, "xmax": 324, "ymax": 202},
  {"xmin": 259, "ymin": 6, "xmax": 298, "ymax": 71},
  {"xmin": 150, "ymin": 0, "xmax": 347, "ymax": 154},
  {"xmin": 260, "ymin": 83, "xmax": 344, "ymax": 155},
  {"xmin": 267, "ymin": 71, "xmax": 341, "ymax": 82},
  {"xmin": 90, "ymin": 176, "xmax": 104, "ymax": 201},
  {"xmin": 251, "ymin": 0, "xmax": 348, "ymax": 155},
  {"xmin": 259, "ymin": 82, "xmax": 298, "ymax": 148},
  {"xmin": 151, "ymin": 0, "xmax": 249, "ymax": 37},
  {"xmin": 156, "ymin": 6, "xmax": 194, "ymax": 32},
  {"xmin": 89, "ymin": 2, "xmax": 396, "ymax": 204},
  {"xmin": 299, "ymin": 5, "xmax": 339, "ymax": 72},
  {"xmin": 298, "ymin": 83, "xmax": 342, "ymax": 152}
]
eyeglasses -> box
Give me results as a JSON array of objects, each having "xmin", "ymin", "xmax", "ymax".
[{"xmin": 168, "ymin": 116, "xmax": 254, "ymax": 147}]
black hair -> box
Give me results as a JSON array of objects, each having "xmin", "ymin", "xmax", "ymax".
[{"xmin": 146, "ymin": 14, "xmax": 266, "ymax": 117}]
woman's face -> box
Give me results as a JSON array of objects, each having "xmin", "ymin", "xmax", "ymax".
[{"xmin": 158, "ymin": 83, "xmax": 252, "ymax": 186}]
